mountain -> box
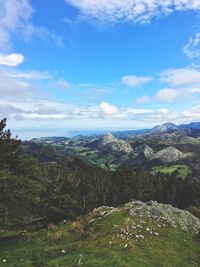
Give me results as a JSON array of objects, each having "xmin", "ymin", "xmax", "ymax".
[
  {"xmin": 113, "ymin": 128, "xmax": 151, "ymax": 138},
  {"xmin": 179, "ymin": 122, "xmax": 200, "ymax": 130},
  {"xmin": 151, "ymin": 122, "xmax": 178, "ymax": 134},
  {"xmin": 27, "ymin": 122, "xmax": 200, "ymax": 172},
  {"xmin": 151, "ymin": 121, "xmax": 200, "ymax": 134},
  {"xmin": 101, "ymin": 133, "xmax": 118, "ymax": 145},
  {"xmin": 31, "ymin": 136, "xmax": 70, "ymax": 146},
  {"xmin": 86, "ymin": 133, "xmax": 133, "ymax": 154},
  {"xmin": 152, "ymin": 146, "xmax": 188, "ymax": 163},
  {"xmin": 131, "ymin": 132, "xmax": 200, "ymax": 146},
  {"xmin": 133, "ymin": 144, "xmax": 154, "ymax": 159},
  {"xmin": 1, "ymin": 200, "xmax": 200, "ymax": 266},
  {"xmin": 150, "ymin": 122, "xmax": 200, "ymax": 138}
]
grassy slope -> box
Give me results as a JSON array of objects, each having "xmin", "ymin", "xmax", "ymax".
[
  {"xmin": 0, "ymin": 209, "xmax": 199, "ymax": 267},
  {"xmin": 152, "ymin": 165, "xmax": 191, "ymax": 179}
]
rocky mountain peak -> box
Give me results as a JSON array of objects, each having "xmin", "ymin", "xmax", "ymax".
[
  {"xmin": 102, "ymin": 133, "xmax": 117, "ymax": 145},
  {"xmin": 133, "ymin": 144, "xmax": 154, "ymax": 159},
  {"xmin": 99, "ymin": 133, "xmax": 133, "ymax": 153},
  {"xmin": 151, "ymin": 122, "xmax": 178, "ymax": 134},
  {"xmin": 152, "ymin": 146, "xmax": 186, "ymax": 163}
]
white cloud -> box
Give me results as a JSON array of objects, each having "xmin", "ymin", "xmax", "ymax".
[
  {"xmin": 183, "ymin": 105, "xmax": 200, "ymax": 121},
  {"xmin": 157, "ymin": 108, "xmax": 171, "ymax": 115},
  {"xmin": 1, "ymin": 92, "xmax": 200, "ymax": 131},
  {"xmin": 0, "ymin": 0, "xmax": 63, "ymax": 50},
  {"xmin": 137, "ymin": 95, "xmax": 150, "ymax": 104},
  {"xmin": 23, "ymin": 24, "xmax": 64, "ymax": 48},
  {"xmin": 100, "ymin": 102, "xmax": 119, "ymax": 116},
  {"xmin": 160, "ymin": 68, "xmax": 200, "ymax": 87},
  {"xmin": 0, "ymin": 0, "xmax": 33, "ymax": 50},
  {"xmin": 188, "ymin": 87, "xmax": 200, "ymax": 93},
  {"xmin": 0, "ymin": 67, "xmax": 53, "ymax": 102},
  {"xmin": 122, "ymin": 75, "xmax": 152, "ymax": 87},
  {"xmin": 0, "ymin": 62, "xmax": 199, "ymax": 131},
  {"xmin": 0, "ymin": 72, "xmax": 30, "ymax": 98},
  {"xmin": 6, "ymin": 70, "xmax": 51, "ymax": 80},
  {"xmin": 0, "ymin": 53, "xmax": 24, "ymax": 66},
  {"xmin": 156, "ymin": 88, "xmax": 181, "ymax": 103},
  {"xmin": 65, "ymin": 0, "xmax": 200, "ymax": 24},
  {"xmin": 183, "ymin": 32, "xmax": 200, "ymax": 58}
]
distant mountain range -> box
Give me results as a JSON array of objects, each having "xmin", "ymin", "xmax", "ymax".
[
  {"xmin": 114, "ymin": 121, "xmax": 200, "ymax": 138},
  {"xmin": 24, "ymin": 121, "xmax": 200, "ymax": 174}
]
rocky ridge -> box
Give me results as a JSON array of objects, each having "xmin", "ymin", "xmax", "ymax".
[
  {"xmin": 126, "ymin": 200, "xmax": 200, "ymax": 233},
  {"xmin": 90, "ymin": 200, "xmax": 200, "ymax": 234},
  {"xmin": 88, "ymin": 133, "xmax": 133, "ymax": 154},
  {"xmin": 133, "ymin": 144, "xmax": 154, "ymax": 159},
  {"xmin": 152, "ymin": 146, "xmax": 187, "ymax": 163}
]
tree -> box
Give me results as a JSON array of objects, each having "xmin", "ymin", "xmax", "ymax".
[
  {"xmin": 0, "ymin": 118, "xmax": 45, "ymax": 227},
  {"xmin": 0, "ymin": 118, "xmax": 21, "ymax": 172}
]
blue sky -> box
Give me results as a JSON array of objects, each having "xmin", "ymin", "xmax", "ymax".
[{"xmin": 1, "ymin": 0, "xmax": 200, "ymax": 137}]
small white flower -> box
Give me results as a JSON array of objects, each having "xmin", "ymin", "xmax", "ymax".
[
  {"xmin": 2, "ymin": 259, "xmax": 6, "ymax": 263},
  {"xmin": 61, "ymin": 249, "xmax": 66, "ymax": 254},
  {"xmin": 155, "ymin": 232, "xmax": 159, "ymax": 236},
  {"xmin": 78, "ymin": 254, "xmax": 82, "ymax": 266}
]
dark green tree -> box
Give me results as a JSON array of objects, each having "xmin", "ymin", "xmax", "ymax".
[
  {"xmin": 0, "ymin": 118, "xmax": 21, "ymax": 171},
  {"xmin": 0, "ymin": 118, "xmax": 45, "ymax": 227}
]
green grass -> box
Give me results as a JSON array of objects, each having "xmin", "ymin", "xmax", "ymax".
[
  {"xmin": 152, "ymin": 165, "xmax": 191, "ymax": 179},
  {"xmin": 0, "ymin": 209, "xmax": 199, "ymax": 267}
]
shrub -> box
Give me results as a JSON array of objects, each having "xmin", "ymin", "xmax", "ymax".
[
  {"xmin": 71, "ymin": 218, "xmax": 85, "ymax": 238},
  {"xmin": 187, "ymin": 206, "xmax": 200, "ymax": 219}
]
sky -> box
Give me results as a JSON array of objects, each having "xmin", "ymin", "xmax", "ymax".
[{"xmin": 1, "ymin": 0, "xmax": 200, "ymax": 138}]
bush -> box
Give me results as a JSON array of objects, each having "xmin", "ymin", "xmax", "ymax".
[
  {"xmin": 71, "ymin": 218, "xmax": 85, "ymax": 238},
  {"xmin": 187, "ymin": 206, "xmax": 200, "ymax": 219}
]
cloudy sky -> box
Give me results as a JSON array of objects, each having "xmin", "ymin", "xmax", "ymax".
[{"xmin": 1, "ymin": 0, "xmax": 200, "ymax": 137}]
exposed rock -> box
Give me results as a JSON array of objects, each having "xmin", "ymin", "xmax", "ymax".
[
  {"xmin": 133, "ymin": 144, "xmax": 154, "ymax": 159},
  {"xmin": 102, "ymin": 133, "xmax": 133, "ymax": 153},
  {"xmin": 152, "ymin": 146, "xmax": 187, "ymax": 163},
  {"xmin": 87, "ymin": 133, "xmax": 133, "ymax": 154},
  {"xmin": 104, "ymin": 139, "xmax": 133, "ymax": 154},
  {"xmin": 91, "ymin": 206, "xmax": 119, "ymax": 220},
  {"xmin": 101, "ymin": 133, "xmax": 118, "ymax": 146},
  {"xmin": 90, "ymin": 201, "xmax": 200, "ymax": 234},
  {"xmin": 127, "ymin": 200, "xmax": 200, "ymax": 233}
]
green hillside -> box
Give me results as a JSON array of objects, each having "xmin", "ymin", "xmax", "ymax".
[
  {"xmin": 1, "ymin": 203, "xmax": 199, "ymax": 267},
  {"xmin": 152, "ymin": 165, "xmax": 191, "ymax": 179}
]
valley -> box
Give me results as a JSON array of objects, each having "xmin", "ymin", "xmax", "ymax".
[{"xmin": 27, "ymin": 122, "xmax": 200, "ymax": 178}]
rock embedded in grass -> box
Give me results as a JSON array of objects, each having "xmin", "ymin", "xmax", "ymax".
[{"xmin": 127, "ymin": 200, "xmax": 200, "ymax": 233}]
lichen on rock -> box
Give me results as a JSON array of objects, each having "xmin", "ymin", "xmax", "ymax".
[{"xmin": 127, "ymin": 200, "xmax": 200, "ymax": 233}]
